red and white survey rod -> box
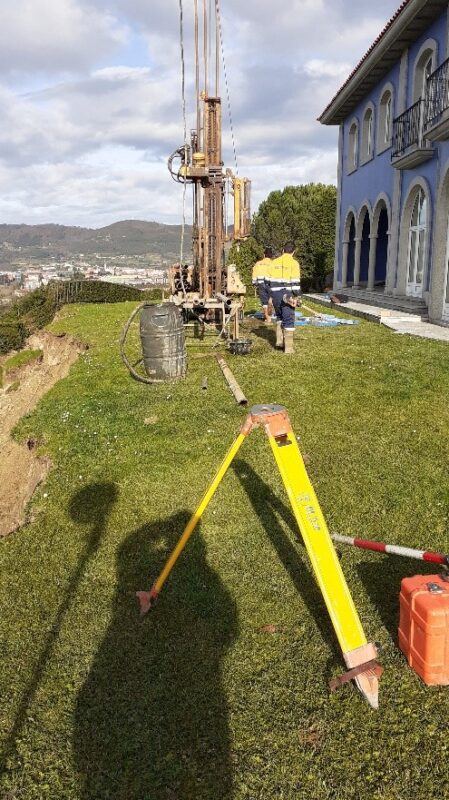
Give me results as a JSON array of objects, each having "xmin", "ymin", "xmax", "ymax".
[{"xmin": 331, "ymin": 534, "xmax": 449, "ymax": 567}]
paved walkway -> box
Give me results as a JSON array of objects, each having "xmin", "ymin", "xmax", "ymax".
[{"xmin": 304, "ymin": 293, "xmax": 449, "ymax": 343}]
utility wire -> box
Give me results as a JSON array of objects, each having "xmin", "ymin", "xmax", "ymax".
[
  {"xmin": 215, "ymin": 0, "xmax": 238, "ymax": 174},
  {"xmin": 178, "ymin": 0, "xmax": 188, "ymax": 298}
]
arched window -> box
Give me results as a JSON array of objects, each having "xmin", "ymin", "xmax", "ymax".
[
  {"xmin": 413, "ymin": 44, "xmax": 437, "ymax": 103},
  {"xmin": 348, "ymin": 121, "xmax": 358, "ymax": 173},
  {"xmin": 378, "ymin": 88, "xmax": 393, "ymax": 150},
  {"xmin": 407, "ymin": 189, "xmax": 427, "ymax": 296},
  {"xmin": 362, "ymin": 107, "xmax": 374, "ymax": 161}
]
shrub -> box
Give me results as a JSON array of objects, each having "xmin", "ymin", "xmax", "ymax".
[
  {"xmin": 0, "ymin": 321, "xmax": 27, "ymax": 354},
  {"xmin": 252, "ymin": 183, "xmax": 337, "ymax": 290},
  {"xmin": 14, "ymin": 286, "xmax": 59, "ymax": 330},
  {"xmin": 226, "ymin": 238, "xmax": 264, "ymax": 291}
]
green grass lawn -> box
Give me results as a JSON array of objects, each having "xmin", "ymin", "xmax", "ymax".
[{"xmin": 1, "ymin": 300, "xmax": 449, "ymax": 799}]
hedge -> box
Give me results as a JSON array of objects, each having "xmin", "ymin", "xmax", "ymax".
[
  {"xmin": 0, "ymin": 281, "xmax": 161, "ymax": 355},
  {"xmin": 54, "ymin": 281, "xmax": 155, "ymax": 305}
]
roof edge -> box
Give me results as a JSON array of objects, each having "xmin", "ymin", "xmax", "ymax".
[{"xmin": 319, "ymin": 0, "xmax": 429, "ymax": 125}]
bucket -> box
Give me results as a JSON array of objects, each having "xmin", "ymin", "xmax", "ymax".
[{"xmin": 139, "ymin": 303, "xmax": 186, "ymax": 381}]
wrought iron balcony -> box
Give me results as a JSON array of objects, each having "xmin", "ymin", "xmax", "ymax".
[
  {"xmin": 424, "ymin": 57, "xmax": 449, "ymax": 141},
  {"xmin": 391, "ymin": 99, "xmax": 433, "ymax": 169}
]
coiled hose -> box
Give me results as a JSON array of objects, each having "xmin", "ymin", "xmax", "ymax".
[{"xmin": 120, "ymin": 303, "xmax": 159, "ymax": 385}]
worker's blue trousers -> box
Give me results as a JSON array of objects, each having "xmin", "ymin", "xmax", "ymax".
[
  {"xmin": 271, "ymin": 289, "xmax": 296, "ymax": 330},
  {"xmin": 257, "ymin": 283, "xmax": 270, "ymax": 307}
]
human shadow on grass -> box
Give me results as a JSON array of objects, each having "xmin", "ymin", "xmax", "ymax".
[
  {"xmin": 249, "ymin": 322, "xmax": 277, "ymax": 350},
  {"xmin": 0, "ymin": 482, "xmax": 118, "ymax": 778},
  {"xmin": 233, "ymin": 459, "xmax": 340, "ymax": 662},
  {"xmin": 356, "ymin": 557, "xmax": 439, "ymax": 643},
  {"xmin": 73, "ymin": 511, "xmax": 238, "ymax": 800}
]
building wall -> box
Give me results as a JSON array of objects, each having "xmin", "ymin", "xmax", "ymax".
[
  {"xmin": 336, "ymin": 61, "xmax": 399, "ymax": 285},
  {"xmin": 338, "ymin": 61, "xmax": 400, "ymax": 269},
  {"xmin": 335, "ymin": 6, "xmax": 449, "ymax": 320}
]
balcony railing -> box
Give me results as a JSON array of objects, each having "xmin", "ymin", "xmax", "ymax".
[
  {"xmin": 392, "ymin": 99, "xmax": 425, "ymax": 160},
  {"xmin": 425, "ymin": 57, "xmax": 449, "ymax": 130}
]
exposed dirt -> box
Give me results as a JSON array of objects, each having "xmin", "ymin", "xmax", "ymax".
[{"xmin": 0, "ymin": 331, "xmax": 85, "ymax": 537}]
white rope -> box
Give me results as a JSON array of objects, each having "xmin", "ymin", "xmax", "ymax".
[{"xmin": 178, "ymin": 0, "xmax": 188, "ymax": 298}]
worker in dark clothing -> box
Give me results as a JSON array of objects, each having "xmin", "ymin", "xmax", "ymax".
[
  {"xmin": 252, "ymin": 247, "xmax": 274, "ymax": 324},
  {"xmin": 267, "ymin": 242, "xmax": 301, "ymax": 354}
]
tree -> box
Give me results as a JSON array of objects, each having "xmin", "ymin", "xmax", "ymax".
[
  {"xmin": 227, "ymin": 237, "xmax": 263, "ymax": 291},
  {"xmin": 251, "ymin": 183, "xmax": 337, "ymax": 291}
]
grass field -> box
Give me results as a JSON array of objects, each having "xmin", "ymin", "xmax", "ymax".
[{"xmin": 1, "ymin": 300, "xmax": 449, "ymax": 799}]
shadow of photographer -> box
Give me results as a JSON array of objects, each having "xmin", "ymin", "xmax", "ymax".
[{"xmin": 73, "ymin": 510, "xmax": 238, "ymax": 800}]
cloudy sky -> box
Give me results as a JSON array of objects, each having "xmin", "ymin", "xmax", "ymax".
[{"xmin": 0, "ymin": 0, "xmax": 400, "ymax": 229}]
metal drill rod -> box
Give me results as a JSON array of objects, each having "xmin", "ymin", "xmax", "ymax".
[{"xmin": 214, "ymin": 353, "xmax": 247, "ymax": 405}]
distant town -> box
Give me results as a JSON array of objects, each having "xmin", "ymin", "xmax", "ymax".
[{"xmin": 0, "ymin": 253, "xmax": 169, "ymax": 305}]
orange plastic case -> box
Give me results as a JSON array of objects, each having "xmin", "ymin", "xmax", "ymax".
[{"xmin": 399, "ymin": 574, "xmax": 449, "ymax": 685}]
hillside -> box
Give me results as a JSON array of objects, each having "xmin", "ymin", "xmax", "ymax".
[{"xmin": 0, "ymin": 220, "xmax": 192, "ymax": 265}]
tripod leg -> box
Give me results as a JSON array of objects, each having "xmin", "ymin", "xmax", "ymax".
[
  {"xmin": 137, "ymin": 431, "xmax": 248, "ymax": 614},
  {"xmin": 265, "ymin": 422, "xmax": 380, "ymax": 708}
]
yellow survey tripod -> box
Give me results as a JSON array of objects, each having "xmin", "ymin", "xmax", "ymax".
[{"xmin": 137, "ymin": 404, "xmax": 382, "ymax": 708}]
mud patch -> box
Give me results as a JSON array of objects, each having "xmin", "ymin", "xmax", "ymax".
[{"xmin": 0, "ymin": 330, "xmax": 85, "ymax": 537}]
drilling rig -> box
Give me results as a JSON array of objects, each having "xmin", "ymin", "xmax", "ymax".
[{"xmin": 167, "ymin": 0, "xmax": 251, "ymax": 338}]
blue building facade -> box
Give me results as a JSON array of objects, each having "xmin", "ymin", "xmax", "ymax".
[{"xmin": 320, "ymin": 0, "xmax": 449, "ymax": 324}]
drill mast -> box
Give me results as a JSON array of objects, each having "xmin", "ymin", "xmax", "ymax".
[{"xmin": 168, "ymin": 0, "xmax": 250, "ymax": 311}]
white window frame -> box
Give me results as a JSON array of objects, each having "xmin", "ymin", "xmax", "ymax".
[
  {"xmin": 412, "ymin": 40, "xmax": 437, "ymax": 104},
  {"xmin": 347, "ymin": 120, "xmax": 359, "ymax": 174},
  {"xmin": 406, "ymin": 189, "xmax": 427, "ymax": 298},
  {"xmin": 377, "ymin": 84, "xmax": 394, "ymax": 154},
  {"xmin": 443, "ymin": 209, "xmax": 449, "ymax": 320},
  {"xmin": 422, "ymin": 55, "xmax": 433, "ymax": 99},
  {"xmin": 361, "ymin": 104, "xmax": 375, "ymax": 164},
  {"xmin": 384, "ymin": 95, "xmax": 392, "ymax": 144},
  {"xmin": 367, "ymin": 113, "xmax": 373, "ymax": 156}
]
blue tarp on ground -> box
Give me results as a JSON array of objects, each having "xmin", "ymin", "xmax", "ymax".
[{"xmin": 251, "ymin": 311, "xmax": 359, "ymax": 328}]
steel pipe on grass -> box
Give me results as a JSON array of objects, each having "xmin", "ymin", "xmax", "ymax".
[{"xmin": 214, "ymin": 353, "xmax": 247, "ymax": 406}]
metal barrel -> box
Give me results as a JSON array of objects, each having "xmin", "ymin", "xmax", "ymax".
[{"xmin": 139, "ymin": 303, "xmax": 186, "ymax": 381}]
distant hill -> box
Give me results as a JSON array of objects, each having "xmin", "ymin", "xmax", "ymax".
[{"xmin": 0, "ymin": 220, "xmax": 192, "ymax": 265}]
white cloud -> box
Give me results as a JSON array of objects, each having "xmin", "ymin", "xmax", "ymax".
[
  {"xmin": 0, "ymin": 0, "xmax": 128, "ymax": 78},
  {"xmin": 303, "ymin": 60, "xmax": 353, "ymax": 80},
  {"xmin": 0, "ymin": 0, "xmax": 401, "ymax": 226},
  {"xmin": 0, "ymin": 151, "xmax": 184, "ymax": 227}
]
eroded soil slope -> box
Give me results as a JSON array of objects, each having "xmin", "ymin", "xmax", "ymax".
[{"xmin": 0, "ymin": 331, "xmax": 84, "ymax": 536}]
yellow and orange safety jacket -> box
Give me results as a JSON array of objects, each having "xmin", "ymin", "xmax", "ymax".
[
  {"xmin": 252, "ymin": 256, "xmax": 272, "ymax": 286},
  {"xmin": 267, "ymin": 253, "xmax": 301, "ymax": 295}
]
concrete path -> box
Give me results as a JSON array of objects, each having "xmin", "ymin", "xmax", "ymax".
[{"xmin": 303, "ymin": 293, "xmax": 449, "ymax": 343}]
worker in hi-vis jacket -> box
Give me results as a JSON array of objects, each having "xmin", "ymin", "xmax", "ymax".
[
  {"xmin": 252, "ymin": 247, "xmax": 273, "ymax": 324},
  {"xmin": 267, "ymin": 242, "xmax": 301, "ymax": 354}
]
